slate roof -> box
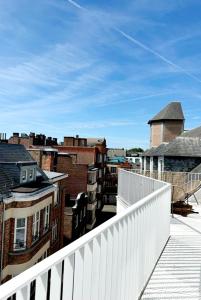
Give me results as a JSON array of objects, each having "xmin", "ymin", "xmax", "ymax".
[
  {"xmin": 0, "ymin": 144, "xmax": 35, "ymax": 162},
  {"xmin": 0, "ymin": 144, "xmax": 48, "ymax": 198},
  {"xmin": 181, "ymin": 126, "xmax": 201, "ymax": 138},
  {"xmin": 190, "ymin": 163, "xmax": 201, "ymax": 173},
  {"xmin": 142, "ymin": 137, "xmax": 201, "ymax": 157},
  {"xmin": 148, "ymin": 102, "xmax": 184, "ymax": 124},
  {"xmin": 0, "ymin": 168, "xmax": 13, "ymax": 196}
]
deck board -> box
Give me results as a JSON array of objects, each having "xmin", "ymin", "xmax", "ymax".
[{"xmin": 141, "ymin": 202, "xmax": 201, "ymax": 300}]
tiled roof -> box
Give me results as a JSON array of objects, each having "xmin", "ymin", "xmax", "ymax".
[
  {"xmin": 0, "ymin": 144, "xmax": 48, "ymax": 198},
  {"xmin": 181, "ymin": 126, "xmax": 201, "ymax": 138},
  {"xmin": 0, "ymin": 167, "xmax": 13, "ymax": 196},
  {"xmin": 143, "ymin": 137, "xmax": 201, "ymax": 157},
  {"xmin": 148, "ymin": 102, "xmax": 184, "ymax": 124},
  {"xmin": 0, "ymin": 144, "xmax": 35, "ymax": 162}
]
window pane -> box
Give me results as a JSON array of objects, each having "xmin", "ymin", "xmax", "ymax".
[
  {"xmin": 17, "ymin": 218, "xmax": 25, "ymax": 228},
  {"xmin": 16, "ymin": 228, "xmax": 25, "ymax": 243}
]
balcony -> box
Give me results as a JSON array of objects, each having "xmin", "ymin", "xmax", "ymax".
[{"xmin": 0, "ymin": 170, "xmax": 176, "ymax": 299}]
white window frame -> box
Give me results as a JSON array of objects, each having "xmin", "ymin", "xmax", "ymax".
[
  {"xmin": 28, "ymin": 169, "xmax": 34, "ymax": 180},
  {"xmin": 14, "ymin": 218, "xmax": 27, "ymax": 250},
  {"xmin": 21, "ymin": 170, "xmax": 27, "ymax": 183},
  {"xmin": 32, "ymin": 211, "xmax": 40, "ymax": 243},
  {"xmin": 53, "ymin": 184, "xmax": 59, "ymax": 206},
  {"xmin": 44, "ymin": 205, "xmax": 50, "ymax": 233}
]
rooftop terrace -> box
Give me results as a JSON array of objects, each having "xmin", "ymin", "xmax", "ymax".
[{"xmin": 0, "ymin": 170, "xmax": 201, "ymax": 299}]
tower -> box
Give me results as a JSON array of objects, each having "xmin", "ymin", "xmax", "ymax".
[{"xmin": 148, "ymin": 102, "xmax": 185, "ymax": 147}]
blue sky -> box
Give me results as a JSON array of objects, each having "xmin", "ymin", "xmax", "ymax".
[{"xmin": 1, "ymin": 0, "xmax": 201, "ymax": 149}]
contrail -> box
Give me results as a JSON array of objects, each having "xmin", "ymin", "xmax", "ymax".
[
  {"xmin": 99, "ymin": 91, "xmax": 173, "ymax": 107},
  {"xmin": 68, "ymin": 0, "xmax": 201, "ymax": 84},
  {"xmin": 115, "ymin": 28, "xmax": 201, "ymax": 84},
  {"xmin": 68, "ymin": 0, "xmax": 86, "ymax": 11}
]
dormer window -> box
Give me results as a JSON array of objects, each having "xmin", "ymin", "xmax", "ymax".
[
  {"xmin": 20, "ymin": 167, "xmax": 35, "ymax": 183},
  {"xmin": 29, "ymin": 169, "xmax": 33, "ymax": 180},
  {"xmin": 21, "ymin": 170, "xmax": 27, "ymax": 182}
]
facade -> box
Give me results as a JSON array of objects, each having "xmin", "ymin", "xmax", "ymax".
[
  {"xmin": 148, "ymin": 102, "xmax": 184, "ymax": 147},
  {"xmin": 28, "ymin": 148, "xmax": 94, "ymax": 231},
  {"xmin": 0, "ymin": 144, "xmax": 67, "ymax": 283},
  {"xmin": 55, "ymin": 136, "xmax": 107, "ymax": 229},
  {"xmin": 63, "ymin": 192, "xmax": 88, "ymax": 244}
]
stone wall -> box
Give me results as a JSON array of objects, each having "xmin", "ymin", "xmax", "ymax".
[{"xmin": 164, "ymin": 157, "xmax": 201, "ymax": 172}]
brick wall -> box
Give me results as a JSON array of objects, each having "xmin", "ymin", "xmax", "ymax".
[
  {"xmin": 57, "ymin": 155, "xmax": 87, "ymax": 199},
  {"xmin": 150, "ymin": 123, "xmax": 162, "ymax": 147},
  {"xmin": 163, "ymin": 121, "xmax": 184, "ymax": 143},
  {"xmin": 55, "ymin": 146, "xmax": 96, "ymax": 165}
]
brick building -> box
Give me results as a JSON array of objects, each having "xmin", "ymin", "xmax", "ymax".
[
  {"xmin": 63, "ymin": 192, "xmax": 88, "ymax": 244},
  {"xmin": 28, "ymin": 148, "xmax": 91, "ymax": 231},
  {"xmin": 0, "ymin": 144, "xmax": 67, "ymax": 283},
  {"xmin": 8, "ymin": 132, "xmax": 58, "ymax": 148},
  {"xmin": 55, "ymin": 136, "xmax": 107, "ymax": 229}
]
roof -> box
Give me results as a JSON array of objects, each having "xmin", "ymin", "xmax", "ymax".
[
  {"xmin": 0, "ymin": 144, "xmax": 49, "ymax": 197},
  {"xmin": 87, "ymin": 138, "xmax": 106, "ymax": 146},
  {"xmin": 107, "ymin": 156, "xmax": 126, "ymax": 163},
  {"xmin": 190, "ymin": 163, "xmax": 201, "ymax": 173},
  {"xmin": 0, "ymin": 168, "xmax": 13, "ymax": 196},
  {"xmin": 0, "ymin": 144, "xmax": 35, "ymax": 162},
  {"xmin": 181, "ymin": 126, "xmax": 201, "ymax": 138},
  {"xmin": 43, "ymin": 170, "xmax": 68, "ymax": 182},
  {"xmin": 142, "ymin": 137, "xmax": 201, "ymax": 157},
  {"xmin": 148, "ymin": 102, "xmax": 184, "ymax": 124}
]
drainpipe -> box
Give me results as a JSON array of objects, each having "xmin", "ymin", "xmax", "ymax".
[{"xmin": 0, "ymin": 201, "xmax": 5, "ymax": 284}]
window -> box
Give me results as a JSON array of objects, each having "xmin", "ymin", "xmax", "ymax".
[
  {"xmin": 83, "ymin": 206, "xmax": 87, "ymax": 217},
  {"xmin": 75, "ymin": 215, "xmax": 79, "ymax": 228},
  {"xmin": 32, "ymin": 211, "xmax": 40, "ymax": 243},
  {"xmin": 14, "ymin": 218, "xmax": 26, "ymax": 250},
  {"xmin": 80, "ymin": 210, "xmax": 83, "ymax": 222},
  {"xmin": 44, "ymin": 205, "xmax": 50, "ymax": 232},
  {"xmin": 98, "ymin": 169, "xmax": 102, "ymax": 178},
  {"xmin": 29, "ymin": 169, "xmax": 34, "ymax": 180},
  {"xmin": 111, "ymin": 167, "xmax": 117, "ymax": 174},
  {"xmin": 97, "ymin": 184, "xmax": 102, "ymax": 193},
  {"xmin": 54, "ymin": 184, "xmax": 59, "ymax": 206},
  {"xmin": 52, "ymin": 219, "xmax": 58, "ymax": 242},
  {"xmin": 21, "ymin": 170, "xmax": 27, "ymax": 182}
]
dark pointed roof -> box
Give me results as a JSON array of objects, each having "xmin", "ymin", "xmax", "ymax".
[{"xmin": 148, "ymin": 102, "xmax": 184, "ymax": 124}]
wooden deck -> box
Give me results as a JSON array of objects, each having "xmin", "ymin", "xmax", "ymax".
[{"xmin": 141, "ymin": 201, "xmax": 201, "ymax": 299}]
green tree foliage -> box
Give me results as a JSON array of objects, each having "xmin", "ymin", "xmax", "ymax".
[{"xmin": 127, "ymin": 147, "xmax": 144, "ymax": 154}]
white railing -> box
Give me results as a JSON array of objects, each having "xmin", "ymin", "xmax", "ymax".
[
  {"xmin": 117, "ymin": 169, "xmax": 165, "ymax": 209},
  {"xmin": 130, "ymin": 169, "xmax": 201, "ymax": 187},
  {"xmin": 0, "ymin": 170, "xmax": 171, "ymax": 300}
]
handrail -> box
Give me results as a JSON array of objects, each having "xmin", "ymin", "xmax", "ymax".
[{"xmin": 0, "ymin": 171, "xmax": 171, "ymax": 300}]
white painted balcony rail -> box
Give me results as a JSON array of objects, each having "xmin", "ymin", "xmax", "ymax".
[{"xmin": 0, "ymin": 170, "xmax": 171, "ymax": 300}]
